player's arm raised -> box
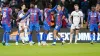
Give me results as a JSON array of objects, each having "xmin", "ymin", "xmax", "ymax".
[
  {"xmin": 48, "ymin": 5, "xmax": 57, "ymax": 13},
  {"xmin": 19, "ymin": 10, "xmax": 30, "ymax": 21}
]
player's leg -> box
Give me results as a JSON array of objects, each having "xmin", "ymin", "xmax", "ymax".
[
  {"xmin": 52, "ymin": 25, "xmax": 61, "ymax": 45},
  {"xmin": 24, "ymin": 25, "xmax": 29, "ymax": 42},
  {"xmin": 28, "ymin": 23, "xmax": 35, "ymax": 45},
  {"xmin": 44, "ymin": 30, "xmax": 49, "ymax": 44},
  {"xmin": 89, "ymin": 24, "xmax": 94, "ymax": 44},
  {"xmin": 2, "ymin": 24, "xmax": 6, "ymax": 45},
  {"xmin": 52, "ymin": 29, "xmax": 57, "ymax": 45},
  {"xmin": 94, "ymin": 24, "xmax": 98, "ymax": 42},
  {"xmin": 15, "ymin": 23, "xmax": 22, "ymax": 45},
  {"xmin": 42, "ymin": 24, "xmax": 47, "ymax": 45},
  {"xmin": 69, "ymin": 24, "xmax": 74, "ymax": 44},
  {"xmin": 20, "ymin": 30, "xmax": 25, "ymax": 45},
  {"xmin": 42, "ymin": 24, "xmax": 50, "ymax": 45},
  {"xmin": 57, "ymin": 33, "xmax": 65, "ymax": 45},
  {"xmin": 94, "ymin": 31, "xmax": 98, "ymax": 42},
  {"xmin": 2, "ymin": 32, "xmax": 6, "ymax": 43},
  {"xmin": 56, "ymin": 26, "xmax": 65, "ymax": 45},
  {"xmin": 75, "ymin": 29, "xmax": 79, "ymax": 44},
  {"xmin": 35, "ymin": 23, "xmax": 41, "ymax": 46},
  {"xmin": 74, "ymin": 24, "xmax": 80, "ymax": 44},
  {"xmin": 5, "ymin": 24, "xmax": 11, "ymax": 46},
  {"xmin": 15, "ymin": 30, "xmax": 20, "ymax": 45},
  {"xmin": 42, "ymin": 30, "xmax": 49, "ymax": 45}
]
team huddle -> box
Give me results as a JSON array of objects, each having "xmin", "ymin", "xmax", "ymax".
[{"xmin": 1, "ymin": 2, "xmax": 100, "ymax": 46}]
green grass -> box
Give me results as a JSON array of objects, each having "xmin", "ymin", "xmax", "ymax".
[{"xmin": 0, "ymin": 43, "xmax": 100, "ymax": 56}]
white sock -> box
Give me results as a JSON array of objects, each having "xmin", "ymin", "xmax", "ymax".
[{"xmin": 75, "ymin": 35, "xmax": 78, "ymax": 43}]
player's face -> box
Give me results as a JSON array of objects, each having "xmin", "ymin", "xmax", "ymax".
[
  {"xmin": 91, "ymin": 7, "xmax": 95, "ymax": 12},
  {"xmin": 21, "ymin": 5, "xmax": 26, "ymax": 10},
  {"xmin": 74, "ymin": 6, "xmax": 79, "ymax": 11},
  {"xmin": 57, "ymin": 5, "xmax": 61, "ymax": 11},
  {"xmin": 62, "ymin": 6, "xmax": 64, "ymax": 11},
  {"xmin": 48, "ymin": 4, "xmax": 52, "ymax": 8},
  {"xmin": 96, "ymin": 4, "xmax": 100, "ymax": 12},
  {"xmin": 30, "ymin": 4, "xmax": 34, "ymax": 8}
]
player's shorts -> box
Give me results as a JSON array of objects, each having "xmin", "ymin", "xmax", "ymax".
[
  {"xmin": 29, "ymin": 22, "xmax": 40, "ymax": 32},
  {"xmin": 18, "ymin": 22, "xmax": 26, "ymax": 31},
  {"xmin": 2, "ymin": 23, "xmax": 11, "ymax": 32},
  {"xmin": 43, "ymin": 23, "xmax": 50, "ymax": 31},
  {"xmin": 54, "ymin": 25, "xmax": 61, "ymax": 32},
  {"xmin": 89, "ymin": 24, "xmax": 98, "ymax": 32},
  {"xmin": 71, "ymin": 24, "xmax": 80, "ymax": 30}
]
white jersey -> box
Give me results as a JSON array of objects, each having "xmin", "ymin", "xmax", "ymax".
[
  {"xmin": 18, "ymin": 12, "xmax": 29, "ymax": 41},
  {"xmin": 70, "ymin": 10, "xmax": 83, "ymax": 29},
  {"xmin": 71, "ymin": 11, "xmax": 83, "ymax": 25},
  {"xmin": 18, "ymin": 13, "xmax": 30, "ymax": 30}
]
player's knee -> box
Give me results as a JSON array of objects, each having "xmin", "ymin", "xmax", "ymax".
[
  {"xmin": 44, "ymin": 31, "xmax": 49, "ymax": 34},
  {"xmin": 95, "ymin": 32, "xmax": 98, "ymax": 35},
  {"xmin": 5, "ymin": 32, "xmax": 10, "ymax": 34},
  {"xmin": 29, "ymin": 32, "xmax": 32, "ymax": 34},
  {"xmin": 36, "ymin": 31, "xmax": 39, "ymax": 34},
  {"xmin": 90, "ymin": 32, "xmax": 93, "ymax": 34}
]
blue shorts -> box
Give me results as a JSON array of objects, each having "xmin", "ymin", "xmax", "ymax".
[
  {"xmin": 2, "ymin": 23, "xmax": 11, "ymax": 32},
  {"xmin": 29, "ymin": 22, "xmax": 40, "ymax": 32},
  {"xmin": 43, "ymin": 23, "xmax": 50, "ymax": 31},
  {"xmin": 54, "ymin": 25, "xmax": 61, "ymax": 32},
  {"xmin": 90, "ymin": 24, "xmax": 98, "ymax": 32}
]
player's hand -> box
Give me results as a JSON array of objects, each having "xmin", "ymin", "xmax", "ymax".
[
  {"xmin": 81, "ymin": 24, "xmax": 83, "ymax": 28},
  {"xmin": 86, "ymin": 24, "xmax": 90, "ymax": 29},
  {"xmin": 16, "ymin": 18, "xmax": 22, "ymax": 22}
]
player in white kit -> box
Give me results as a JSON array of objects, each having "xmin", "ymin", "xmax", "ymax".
[
  {"xmin": 16, "ymin": 4, "xmax": 29, "ymax": 45},
  {"xmin": 69, "ymin": 4, "xmax": 83, "ymax": 44}
]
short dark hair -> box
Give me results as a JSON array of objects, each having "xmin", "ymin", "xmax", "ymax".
[
  {"xmin": 21, "ymin": 3, "xmax": 26, "ymax": 7},
  {"xmin": 74, "ymin": 4, "xmax": 79, "ymax": 7},
  {"xmin": 24, "ymin": 8, "xmax": 28, "ymax": 13},
  {"xmin": 4, "ymin": 1, "xmax": 9, "ymax": 6},
  {"xmin": 30, "ymin": 2, "xmax": 34, "ymax": 5},
  {"xmin": 91, "ymin": 5, "xmax": 96, "ymax": 8}
]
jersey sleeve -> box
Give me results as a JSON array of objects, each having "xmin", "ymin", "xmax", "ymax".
[
  {"xmin": 71, "ymin": 11, "xmax": 74, "ymax": 16},
  {"xmin": 79, "ymin": 11, "xmax": 83, "ymax": 17},
  {"xmin": 48, "ymin": 5, "xmax": 57, "ymax": 13}
]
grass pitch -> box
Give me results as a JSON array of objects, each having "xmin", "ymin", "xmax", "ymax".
[{"xmin": 0, "ymin": 43, "xmax": 100, "ymax": 56}]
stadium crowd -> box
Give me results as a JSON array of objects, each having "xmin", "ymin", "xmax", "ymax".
[{"xmin": 0, "ymin": 0, "xmax": 100, "ymax": 28}]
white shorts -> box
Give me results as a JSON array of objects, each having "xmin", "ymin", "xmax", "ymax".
[
  {"xmin": 71, "ymin": 24, "xmax": 80, "ymax": 30},
  {"xmin": 18, "ymin": 22, "xmax": 26, "ymax": 31}
]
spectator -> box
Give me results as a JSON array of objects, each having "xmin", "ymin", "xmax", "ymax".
[
  {"xmin": 9, "ymin": 0, "xmax": 18, "ymax": 13},
  {"xmin": 59, "ymin": 0, "xmax": 69, "ymax": 8},
  {"xmin": 9, "ymin": 0, "xmax": 18, "ymax": 7},
  {"xmin": 11, "ymin": 8, "xmax": 19, "ymax": 28},
  {"xmin": 81, "ymin": 0, "xmax": 89, "ymax": 23},
  {"xmin": 0, "ymin": 0, "xmax": 8, "ymax": 7},
  {"xmin": 68, "ymin": 0, "xmax": 74, "ymax": 13}
]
